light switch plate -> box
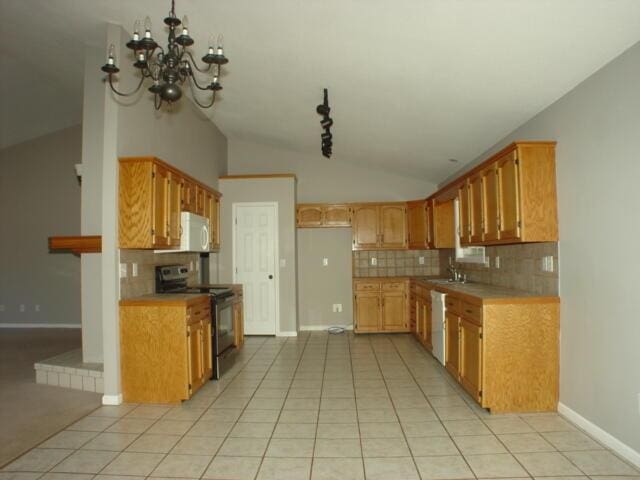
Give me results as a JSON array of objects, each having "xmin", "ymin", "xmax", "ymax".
[
  {"xmin": 371, "ymin": 257, "xmax": 377, "ymax": 266},
  {"xmin": 119, "ymin": 263, "xmax": 127, "ymax": 278},
  {"xmin": 418, "ymin": 256, "xmax": 425, "ymax": 265},
  {"xmin": 132, "ymin": 263, "xmax": 138, "ymax": 277},
  {"xmin": 189, "ymin": 261, "xmax": 194, "ymax": 271},
  {"xmin": 323, "ymin": 258, "xmax": 329, "ymax": 266},
  {"xmin": 333, "ymin": 303, "xmax": 343, "ymax": 313},
  {"xmin": 495, "ymin": 256, "xmax": 500, "ymax": 269}
]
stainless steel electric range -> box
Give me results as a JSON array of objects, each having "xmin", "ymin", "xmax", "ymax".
[{"xmin": 155, "ymin": 265, "xmax": 237, "ymax": 379}]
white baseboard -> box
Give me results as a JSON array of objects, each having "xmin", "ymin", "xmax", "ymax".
[
  {"xmin": 276, "ymin": 331, "xmax": 298, "ymax": 337},
  {"xmin": 558, "ymin": 402, "xmax": 640, "ymax": 468},
  {"xmin": 0, "ymin": 323, "xmax": 81, "ymax": 329},
  {"xmin": 299, "ymin": 325, "xmax": 354, "ymax": 332},
  {"xmin": 102, "ymin": 394, "xmax": 123, "ymax": 405}
]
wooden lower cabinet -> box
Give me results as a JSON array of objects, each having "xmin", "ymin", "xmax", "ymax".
[
  {"xmin": 411, "ymin": 281, "xmax": 432, "ymax": 349},
  {"xmin": 233, "ymin": 299, "xmax": 244, "ymax": 348},
  {"xmin": 119, "ymin": 296, "xmax": 212, "ymax": 403},
  {"xmin": 354, "ymin": 279, "xmax": 408, "ymax": 333},
  {"xmin": 441, "ymin": 291, "xmax": 559, "ymax": 413}
]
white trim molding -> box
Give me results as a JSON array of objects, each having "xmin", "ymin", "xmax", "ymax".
[
  {"xmin": 299, "ymin": 325, "xmax": 354, "ymax": 332},
  {"xmin": 102, "ymin": 394, "xmax": 123, "ymax": 406},
  {"xmin": 0, "ymin": 323, "xmax": 81, "ymax": 329},
  {"xmin": 276, "ymin": 331, "xmax": 298, "ymax": 337},
  {"xmin": 558, "ymin": 402, "xmax": 640, "ymax": 468}
]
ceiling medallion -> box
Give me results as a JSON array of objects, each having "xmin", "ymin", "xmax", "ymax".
[
  {"xmin": 316, "ymin": 88, "xmax": 334, "ymax": 158},
  {"xmin": 101, "ymin": 0, "xmax": 228, "ymax": 110}
]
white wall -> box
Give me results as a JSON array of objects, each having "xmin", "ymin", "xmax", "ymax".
[
  {"xmin": 0, "ymin": 126, "xmax": 82, "ymax": 326},
  {"xmin": 219, "ymin": 178, "xmax": 297, "ymax": 334},
  {"xmin": 445, "ymin": 41, "xmax": 640, "ymax": 458}
]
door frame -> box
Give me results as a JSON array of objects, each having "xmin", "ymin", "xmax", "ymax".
[{"xmin": 232, "ymin": 202, "xmax": 280, "ymax": 336}]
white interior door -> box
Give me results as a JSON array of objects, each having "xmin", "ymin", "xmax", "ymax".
[{"xmin": 234, "ymin": 203, "xmax": 278, "ymax": 335}]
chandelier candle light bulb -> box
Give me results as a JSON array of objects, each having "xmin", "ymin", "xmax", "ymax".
[{"xmin": 144, "ymin": 16, "xmax": 152, "ymax": 37}]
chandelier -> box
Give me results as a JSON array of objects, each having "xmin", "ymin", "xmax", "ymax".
[{"xmin": 101, "ymin": 0, "xmax": 229, "ymax": 110}]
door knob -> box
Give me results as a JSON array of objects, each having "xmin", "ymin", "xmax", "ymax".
[{"xmin": 268, "ymin": 275, "xmax": 273, "ymax": 279}]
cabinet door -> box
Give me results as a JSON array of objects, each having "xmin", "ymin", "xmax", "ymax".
[
  {"xmin": 204, "ymin": 192, "xmax": 219, "ymax": 250},
  {"xmin": 297, "ymin": 205, "xmax": 323, "ymax": 227},
  {"xmin": 195, "ymin": 186, "xmax": 206, "ymax": 216},
  {"xmin": 182, "ymin": 179, "xmax": 197, "ymax": 213},
  {"xmin": 458, "ymin": 183, "xmax": 470, "ymax": 246},
  {"xmin": 352, "ymin": 206, "xmax": 379, "ymax": 250},
  {"xmin": 425, "ymin": 201, "xmax": 435, "ymax": 249},
  {"xmin": 187, "ymin": 321, "xmax": 204, "ymax": 396},
  {"xmin": 497, "ymin": 150, "xmax": 522, "ymax": 241},
  {"xmin": 460, "ymin": 319, "xmax": 482, "ymax": 402},
  {"xmin": 152, "ymin": 164, "xmax": 170, "ymax": 247},
  {"xmin": 323, "ymin": 205, "xmax": 351, "ymax": 226},
  {"xmin": 423, "ymin": 299, "xmax": 432, "ymax": 349},
  {"xmin": 445, "ymin": 312, "xmax": 460, "ymax": 378},
  {"xmin": 168, "ymin": 173, "xmax": 182, "ymax": 247},
  {"xmin": 482, "ymin": 164, "xmax": 500, "ymax": 242},
  {"xmin": 433, "ymin": 199, "xmax": 455, "ymax": 249},
  {"xmin": 354, "ymin": 292, "xmax": 381, "ymax": 332},
  {"xmin": 407, "ymin": 201, "xmax": 426, "ymax": 249},
  {"xmin": 380, "ymin": 205, "xmax": 407, "ymax": 249},
  {"xmin": 381, "ymin": 291, "xmax": 407, "ymax": 331},
  {"xmin": 469, "ymin": 173, "xmax": 484, "ymax": 244},
  {"xmin": 233, "ymin": 301, "xmax": 244, "ymax": 348},
  {"xmin": 414, "ymin": 297, "xmax": 422, "ymax": 338},
  {"xmin": 202, "ymin": 320, "xmax": 213, "ymax": 380}
]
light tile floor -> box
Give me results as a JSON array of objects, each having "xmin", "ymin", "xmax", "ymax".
[{"xmin": 2, "ymin": 333, "xmax": 639, "ymax": 480}]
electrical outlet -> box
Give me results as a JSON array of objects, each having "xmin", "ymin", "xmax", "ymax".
[
  {"xmin": 19, "ymin": 304, "xmax": 25, "ymax": 313},
  {"xmin": 132, "ymin": 263, "xmax": 139, "ymax": 277},
  {"xmin": 418, "ymin": 256, "xmax": 425, "ymax": 265},
  {"xmin": 196, "ymin": 261, "xmax": 200, "ymax": 272},
  {"xmin": 119, "ymin": 263, "xmax": 127, "ymax": 278},
  {"xmin": 541, "ymin": 256, "xmax": 555, "ymax": 272},
  {"xmin": 495, "ymin": 256, "xmax": 500, "ymax": 269},
  {"xmin": 35, "ymin": 305, "xmax": 40, "ymax": 312},
  {"xmin": 333, "ymin": 304, "xmax": 343, "ymax": 313},
  {"xmin": 371, "ymin": 257, "xmax": 377, "ymax": 266},
  {"xmin": 548, "ymin": 256, "xmax": 554, "ymax": 272},
  {"xmin": 189, "ymin": 261, "xmax": 194, "ymax": 271},
  {"xmin": 323, "ymin": 258, "xmax": 329, "ymax": 266}
]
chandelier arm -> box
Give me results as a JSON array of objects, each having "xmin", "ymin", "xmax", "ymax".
[
  {"xmin": 154, "ymin": 94, "xmax": 163, "ymax": 110},
  {"xmin": 185, "ymin": 51, "xmax": 212, "ymax": 73},
  {"xmin": 107, "ymin": 74, "xmax": 145, "ymax": 97},
  {"xmin": 186, "ymin": 65, "xmax": 212, "ymax": 91},
  {"xmin": 188, "ymin": 76, "xmax": 217, "ymax": 108}
]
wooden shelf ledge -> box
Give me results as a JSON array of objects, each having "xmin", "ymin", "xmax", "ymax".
[{"xmin": 49, "ymin": 236, "xmax": 102, "ymax": 254}]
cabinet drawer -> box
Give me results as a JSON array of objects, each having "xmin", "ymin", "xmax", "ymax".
[
  {"xmin": 461, "ymin": 301, "xmax": 482, "ymax": 325},
  {"xmin": 187, "ymin": 304, "xmax": 211, "ymax": 323},
  {"xmin": 445, "ymin": 296, "xmax": 462, "ymax": 315},
  {"xmin": 382, "ymin": 281, "xmax": 405, "ymax": 292},
  {"xmin": 355, "ymin": 281, "xmax": 380, "ymax": 292}
]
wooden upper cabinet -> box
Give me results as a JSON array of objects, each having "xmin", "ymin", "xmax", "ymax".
[
  {"xmin": 482, "ymin": 164, "xmax": 500, "ymax": 242},
  {"xmin": 458, "ymin": 182, "xmax": 471, "ymax": 246},
  {"xmin": 407, "ymin": 200, "xmax": 427, "ymax": 249},
  {"xmin": 352, "ymin": 205, "xmax": 380, "ymax": 249},
  {"xmin": 380, "ymin": 204, "xmax": 407, "ymax": 249},
  {"xmin": 203, "ymin": 191, "xmax": 221, "ymax": 251},
  {"xmin": 296, "ymin": 204, "xmax": 351, "ymax": 228},
  {"xmin": 119, "ymin": 157, "xmax": 222, "ymax": 250},
  {"xmin": 433, "ymin": 199, "xmax": 455, "ymax": 248},
  {"xmin": 468, "ymin": 173, "xmax": 484, "ymax": 244},
  {"xmin": 297, "ymin": 205, "xmax": 323, "ymax": 227},
  {"xmin": 496, "ymin": 149, "xmax": 521, "ymax": 241},
  {"xmin": 324, "ymin": 204, "xmax": 351, "ymax": 226},
  {"xmin": 425, "ymin": 200, "xmax": 435, "ymax": 249}
]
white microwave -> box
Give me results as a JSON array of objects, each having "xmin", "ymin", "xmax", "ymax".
[{"xmin": 157, "ymin": 212, "xmax": 210, "ymax": 253}]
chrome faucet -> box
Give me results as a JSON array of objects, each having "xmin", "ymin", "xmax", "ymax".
[{"xmin": 447, "ymin": 265, "xmax": 467, "ymax": 283}]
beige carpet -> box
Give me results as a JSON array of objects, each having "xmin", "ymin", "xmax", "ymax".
[{"xmin": 0, "ymin": 328, "xmax": 102, "ymax": 467}]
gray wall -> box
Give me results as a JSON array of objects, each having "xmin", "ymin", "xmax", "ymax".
[
  {"xmin": 445, "ymin": 41, "xmax": 640, "ymax": 455},
  {"xmin": 219, "ymin": 178, "xmax": 297, "ymax": 334},
  {"xmin": 228, "ymin": 139, "xmax": 438, "ymax": 330},
  {"xmin": 0, "ymin": 125, "xmax": 82, "ymax": 326}
]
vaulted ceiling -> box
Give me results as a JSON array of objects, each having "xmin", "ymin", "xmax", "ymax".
[{"xmin": 2, "ymin": 0, "xmax": 640, "ymax": 181}]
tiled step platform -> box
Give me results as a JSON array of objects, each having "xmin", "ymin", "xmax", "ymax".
[{"xmin": 34, "ymin": 349, "xmax": 104, "ymax": 393}]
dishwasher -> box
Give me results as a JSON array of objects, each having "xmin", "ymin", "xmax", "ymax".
[{"xmin": 431, "ymin": 290, "xmax": 446, "ymax": 365}]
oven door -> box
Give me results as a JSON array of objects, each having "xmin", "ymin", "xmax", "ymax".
[{"xmin": 215, "ymin": 297, "xmax": 235, "ymax": 355}]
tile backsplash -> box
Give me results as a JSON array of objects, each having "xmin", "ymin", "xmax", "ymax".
[
  {"xmin": 353, "ymin": 250, "xmax": 440, "ymax": 277},
  {"xmin": 439, "ymin": 242, "xmax": 559, "ymax": 296},
  {"xmin": 119, "ymin": 250, "xmax": 200, "ymax": 299}
]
